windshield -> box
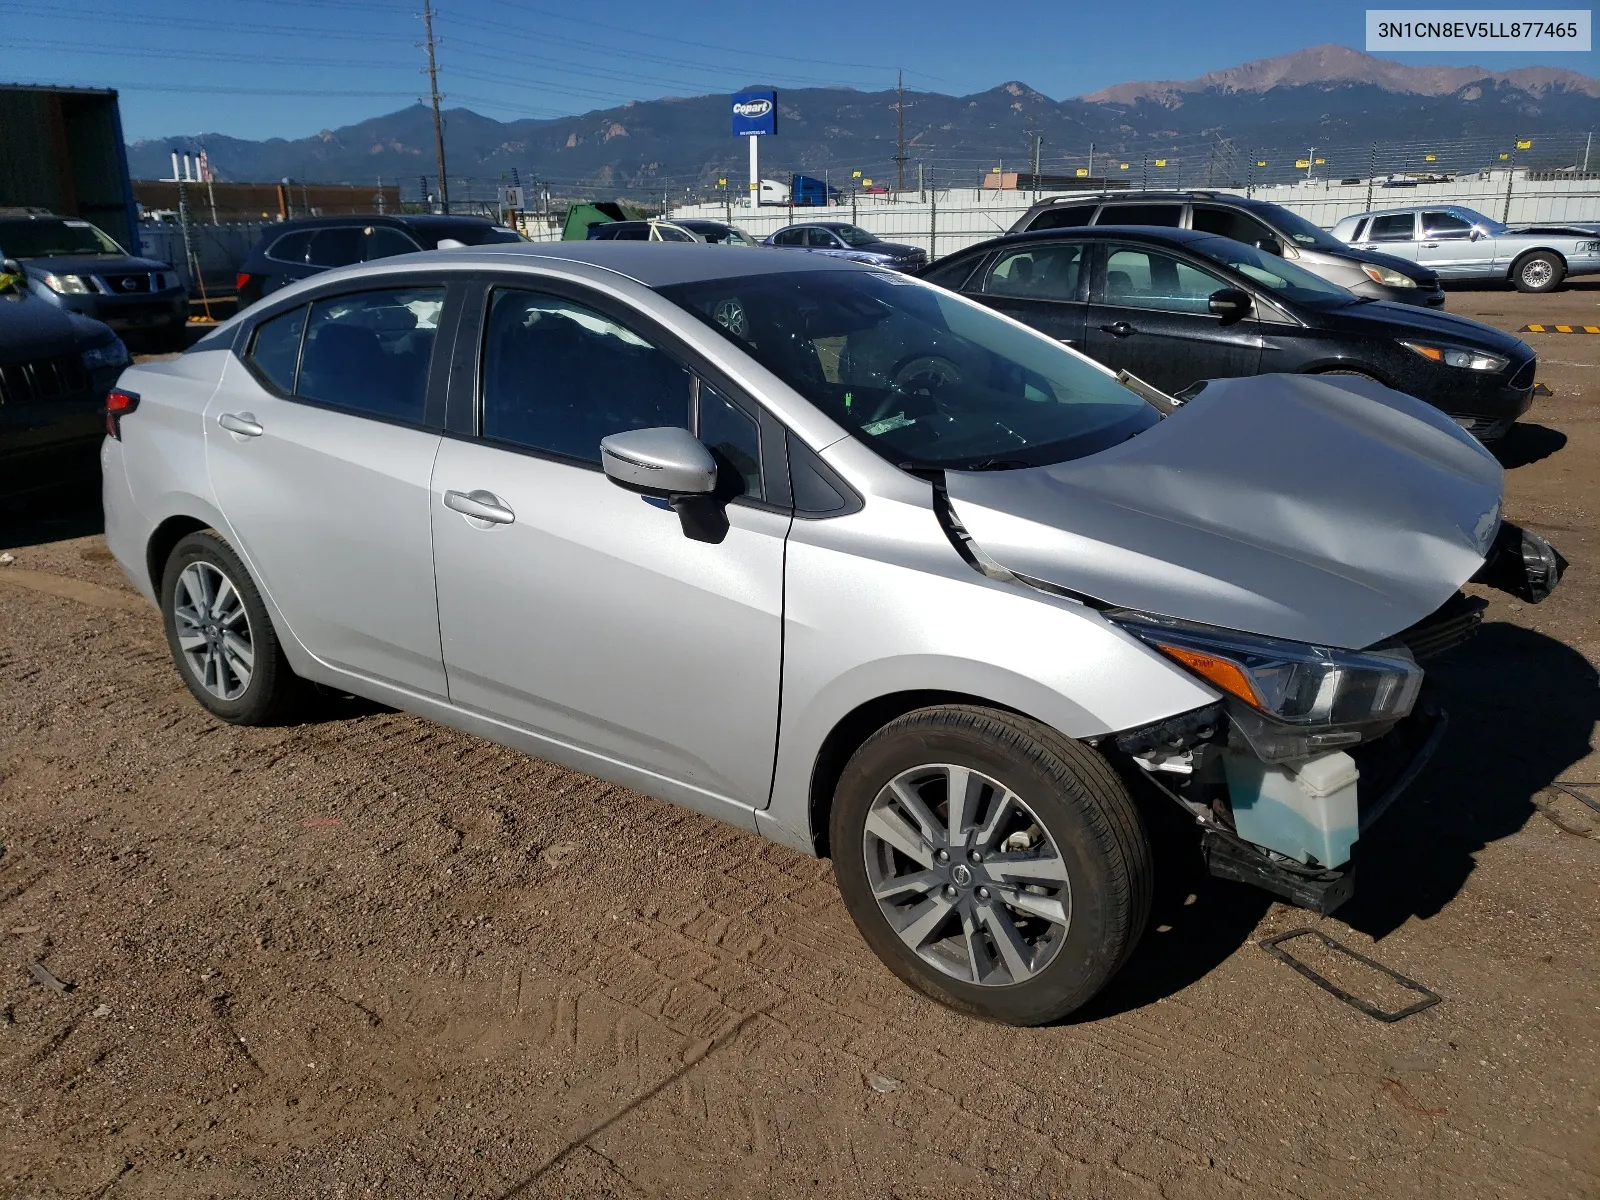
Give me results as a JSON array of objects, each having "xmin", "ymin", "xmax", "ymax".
[
  {"xmin": 0, "ymin": 219, "xmax": 125, "ymax": 257},
  {"xmin": 1190, "ymin": 236, "xmax": 1358, "ymax": 307},
  {"xmin": 659, "ymin": 269, "xmax": 1159, "ymax": 470},
  {"xmin": 833, "ymin": 225, "xmax": 879, "ymax": 247},
  {"xmin": 1450, "ymin": 206, "xmax": 1508, "ymax": 235},
  {"xmin": 1257, "ymin": 205, "xmax": 1344, "ymax": 250}
]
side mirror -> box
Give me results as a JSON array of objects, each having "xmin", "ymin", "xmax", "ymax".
[
  {"xmin": 600, "ymin": 426, "xmax": 726, "ymax": 543},
  {"xmin": 1253, "ymin": 237, "xmax": 1282, "ymax": 256},
  {"xmin": 1208, "ymin": 287, "xmax": 1253, "ymax": 322},
  {"xmin": 1470, "ymin": 228, "xmax": 1485, "ymax": 241}
]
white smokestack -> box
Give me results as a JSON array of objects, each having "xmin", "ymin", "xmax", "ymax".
[{"xmin": 171, "ymin": 150, "xmax": 181, "ymax": 182}]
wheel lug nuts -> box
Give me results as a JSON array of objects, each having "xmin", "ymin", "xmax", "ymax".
[
  {"xmin": 976, "ymin": 886, "xmax": 990, "ymax": 900},
  {"xmin": 935, "ymin": 849, "xmax": 950, "ymax": 864},
  {"xmin": 943, "ymin": 885, "xmax": 958, "ymax": 899},
  {"xmin": 968, "ymin": 850, "xmax": 982, "ymax": 864}
]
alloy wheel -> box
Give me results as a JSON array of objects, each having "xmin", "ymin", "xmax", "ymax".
[
  {"xmin": 862, "ymin": 763, "xmax": 1072, "ymax": 987},
  {"xmin": 173, "ymin": 561, "xmax": 255, "ymax": 700},
  {"xmin": 1521, "ymin": 258, "xmax": 1554, "ymax": 289}
]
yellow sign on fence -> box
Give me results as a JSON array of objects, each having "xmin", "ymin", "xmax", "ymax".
[
  {"xmin": 1295, "ymin": 159, "xmax": 1310, "ymax": 168},
  {"xmin": 1154, "ymin": 159, "xmax": 1167, "ymax": 167},
  {"xmin": 1517, "ymin": 139, "xmax": 1533, "ymax": 150},
  {"xmin": 1076, "ymin": 167, "xmax": 1089, "ymax": 177}
]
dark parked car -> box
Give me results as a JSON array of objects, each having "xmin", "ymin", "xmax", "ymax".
[
  {"xmin": 0, "ymin": 212, "xmax": 187, "ymax": 347},
  {"xmin": 1008, "ymin": 191, "xmax": 1445, "ymax": 308},
  {"xmin": 0, "ymin": 260, "xmax": 129, "ymax": 501},
  {"xmin": 586, "ymin": 220, "xmax": 703, "ymax": 242},
  {"xmin": 922, "ymin": 226, "xmax": 1534, "ymax": 440},
  {"xmin": 673, "ymin": 219, "xmax": 760, "ymax": 246},
  {"xmin": 765, "ymin": 222, "xmax": 927, "ymax": 270},
  {"xmin": 235, "ymin": 214, "xmax": 524, "ymax": 309}
]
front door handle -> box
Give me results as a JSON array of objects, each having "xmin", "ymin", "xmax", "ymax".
[
  {"xmin": 218, "ymin": 412, "xmax": 263, "ymax": 437},
  {"xmin": 1100, "ymin": 321, "xmax": 1136, "ymax": 338},
  {"xmin": 444, "ymin": 489, "xmax": 515, "ymax": 525},
  {"xmin": 1422, "ymin": 242, "xmax": 1440, "ymax": 248}
]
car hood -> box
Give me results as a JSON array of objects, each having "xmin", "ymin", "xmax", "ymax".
[
  {"xmin": 1319, "ymin": 297, "xmax": 1530, "ymax": 353},
  {"xmin": 23, "ymin": 254, "xmax": 171, "ymax": 274},
  {"xmin": 1505, "ymin": 223, "xmax": 1600, "ymax": 237},
  {"xmin": 944, "ymin": 373, "xmax": 1503, "ymax": 650},
  {"xmin": 0, "ymin": 291, "xmax": 112, "ymax": 363},
  {"xmin": 861, "ymin": 241, "xmax": 923, "ymax": 259},
  {"xmin": 1317, "ymin": 243, "xmax": 1437, "ymax": 283}
]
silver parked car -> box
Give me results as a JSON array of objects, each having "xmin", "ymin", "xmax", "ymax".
[
  {"xmin": 102, "ymin": 243, "xmax": 1562, "ymax": 1024},
  {"xmin": 1331, "ymin": 205, "xmax": 1600, "ymax": 292}
]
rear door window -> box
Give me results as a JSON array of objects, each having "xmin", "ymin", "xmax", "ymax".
[
  {"xmin": 266, "ymin": 230, "xmax": 313, "ymax": 265},
  {"xmin": 245, "ymin": 305, "xmax": 307, "ymax": 392},
  {"xmin": 983, "ymin": 243, "xmax": 1085, "ymax": 301},
  {"xmin": 1028, "ymin": 204, "xmax": 1097, "ymax": 231},
  {"xmin": 306, "ymin": 227, "xmax": 363, "ymax": 268},
  {"xmin": 364, "ymin": 226, "xmax": 421, "ymax": 260},
  {"xmin": 1095, "ymin": 203, "xmax": 1184, "ymax": 228},
  {"xmin": 296, "ymin": 286, "xmax": 445, "ymax": 423},
  {"xmin": 479, "ymin": 289, "xmax": 690, "ymax": 464},
  {"xmin": 1366, "ymin": 213, "xmax": 1417, "ymax": 242}
]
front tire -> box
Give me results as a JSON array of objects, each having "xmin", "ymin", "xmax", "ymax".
[
  {"xmin": 159, "ymin": 529, "xmax": 310, "ymax": 725},
  {"xmin": 830, "ymin": 706, "xmax": 1152, "ymax": 1025},
  {"xmin": 1512, "ymin": 251, "xmax": 1564, "ymax": 293}
]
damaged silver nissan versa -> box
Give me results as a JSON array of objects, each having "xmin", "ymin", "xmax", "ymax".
[{"xmin": 104, "ymin": 243, "xmax": 1565, "ymax": 1025}]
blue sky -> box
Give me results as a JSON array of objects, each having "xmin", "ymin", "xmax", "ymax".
[{"xmin": 8, "ymin": 0, "xmax": 1598, "ymax": 140}]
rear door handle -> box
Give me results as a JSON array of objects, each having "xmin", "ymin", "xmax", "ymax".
[
  {"xmin": 443, "ymin": 489, "xmax": 515, "ymax": 525},
  {"xmin": 218, "ymin": 412, "xmax": 263, "ymax": 437},
  {"xmin": 1100, "ymin": 321, "xmax": 1136, "ymax": 338}
]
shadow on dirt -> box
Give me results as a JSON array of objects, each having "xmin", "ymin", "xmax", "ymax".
[
  {"xmin": 1338, "ymin": 621, "xmax": 1597, "ymax": 939},
  {"xmin": 1075, "ymin": 620, "xmax": 1595, "ymax": 1021},
  {"xmin": 1494, "ymin": 423, "xmax": 1568, "ymax": 470},
  {"xmin": 0, "ymin": 481, "xmax": 104, "ymax": 552}
]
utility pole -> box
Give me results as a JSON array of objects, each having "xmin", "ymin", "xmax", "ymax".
[
  {"xmin": 892, "ymin": 69, "xmax": 908, "ymax": 192},
  {"xmin": 421, "ymin": 0, "xmax": 450, "ymax": 214},
  {"xmin": 1583, "ymin": 131, "xmax": 1593, "ymax": 173},
  {"xmin": 1305, "ymin": 146, "xmax": 1317, "ymax": 181}
]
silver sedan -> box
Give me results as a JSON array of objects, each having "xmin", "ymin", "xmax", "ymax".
[
  {"xmin": 101, "ymin": 243, "xmax": 1542, "ymax": 1023},
  {"xmin": 1331, "ymin": 204, "xmax": 1600, "ymax": 292}
]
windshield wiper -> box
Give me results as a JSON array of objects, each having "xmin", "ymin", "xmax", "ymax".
[{"xmin": 966, "ymin": 458, "xmax": 1030, "ymax": 471}]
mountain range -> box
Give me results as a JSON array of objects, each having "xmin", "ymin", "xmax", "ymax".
[{"xmin": 127, "ymin": 45, "xmax": 1600, "ymax": 199}]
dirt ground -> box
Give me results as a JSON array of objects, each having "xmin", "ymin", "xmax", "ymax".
[{"xmin": 2, "ymin": 286, "xmax": 1598, "ymax": 1199}]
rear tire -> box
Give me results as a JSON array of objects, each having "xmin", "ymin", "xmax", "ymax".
[
  {"xmin": 829, "ymin": 705, "xmax": 1152, "ymax": 1026},
  {"xmin": 1512, "ymin": 251, "xmax": 1564, "ymax": 294},
  {"xmin": 159, "ymin": 529, "xmax": 311, "ymax": 725}
]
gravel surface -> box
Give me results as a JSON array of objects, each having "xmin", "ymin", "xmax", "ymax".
[{"xmin": 1, "ymin": 288, "xmax": 1597, "ymax": 1198}]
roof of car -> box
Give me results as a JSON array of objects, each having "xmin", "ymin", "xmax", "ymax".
[
  {"xmin": 262, "ymin": 213, "xmax": 501, "ymax": 232},
  {"xmin": 1025, "ymin": 191, "xmax": 1269, "ymax": 208},
  {"xmin": 943, "ymin": 226, "xmax": 1220, "ymax": 259},
  {"xmin": 424, "ymin": 240, "xmax": 875, "ymax": 287}
]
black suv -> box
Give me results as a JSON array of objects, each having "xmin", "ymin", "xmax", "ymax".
[
  {"xmin": 235, "ymin": 214, "xmax": 525, "ymax": 309},
  {"xmin": 0, "ymin": 212, "xmax": 188, "ymax": 347},
  {"xmin": 1009, "ymin": 191, "xmax": 1444, "ymax": 307}
]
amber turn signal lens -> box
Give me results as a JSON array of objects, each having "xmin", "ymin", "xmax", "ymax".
[{"xmin": 1153, "ymin": 643, "xmax": 1262, "ymax": 707}]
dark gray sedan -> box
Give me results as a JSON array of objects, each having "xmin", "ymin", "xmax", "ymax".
[{"xmin": 765, "ymin": 222, "xmax": 927, "ymax": 270}]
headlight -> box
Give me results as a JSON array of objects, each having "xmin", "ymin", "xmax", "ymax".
[
  {"xmin": 1360, "ymin": 263, "xmax": 1416, "ymax": 288},
  {"xmin": 1400, "ymin": 341, "xmax": 1509, "ymax": 372},
  {"xmin": 82, "ymin": 339, "xmax": 131, "ymax": 371},
  {"xmin": 1112, "ymin": 613, "xmax": 1423, "ymax": 762},
  {"xmin": 42, "ymin": 273, "xmax": 94, "ymax": 295}
]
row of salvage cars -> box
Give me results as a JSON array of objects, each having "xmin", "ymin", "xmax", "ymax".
[{"xmin": 95, "ymin": 222, "xmax": 1568, "ymax": 1024}]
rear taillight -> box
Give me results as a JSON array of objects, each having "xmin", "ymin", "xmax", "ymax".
[
  {"xmin": 104, "ymin": 388, "xmax": 140, "ymax": 439},
  {"xmin": 235, "ymin": 272, "xmax": 252, "ymax": 292}
]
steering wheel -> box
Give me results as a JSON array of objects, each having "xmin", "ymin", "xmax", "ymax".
[{"xmin": 866, "ymin": 354, "xmax": 965, "ymax": 422}]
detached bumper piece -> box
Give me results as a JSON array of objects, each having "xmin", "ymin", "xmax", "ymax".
[
  {"xmin": 1473, "ymin": 521, "xmax": 1567, "ymax": 603},
  {"xmin": 1203, "ymin": 828, "xmax": 1355, "ymax": 914}
]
